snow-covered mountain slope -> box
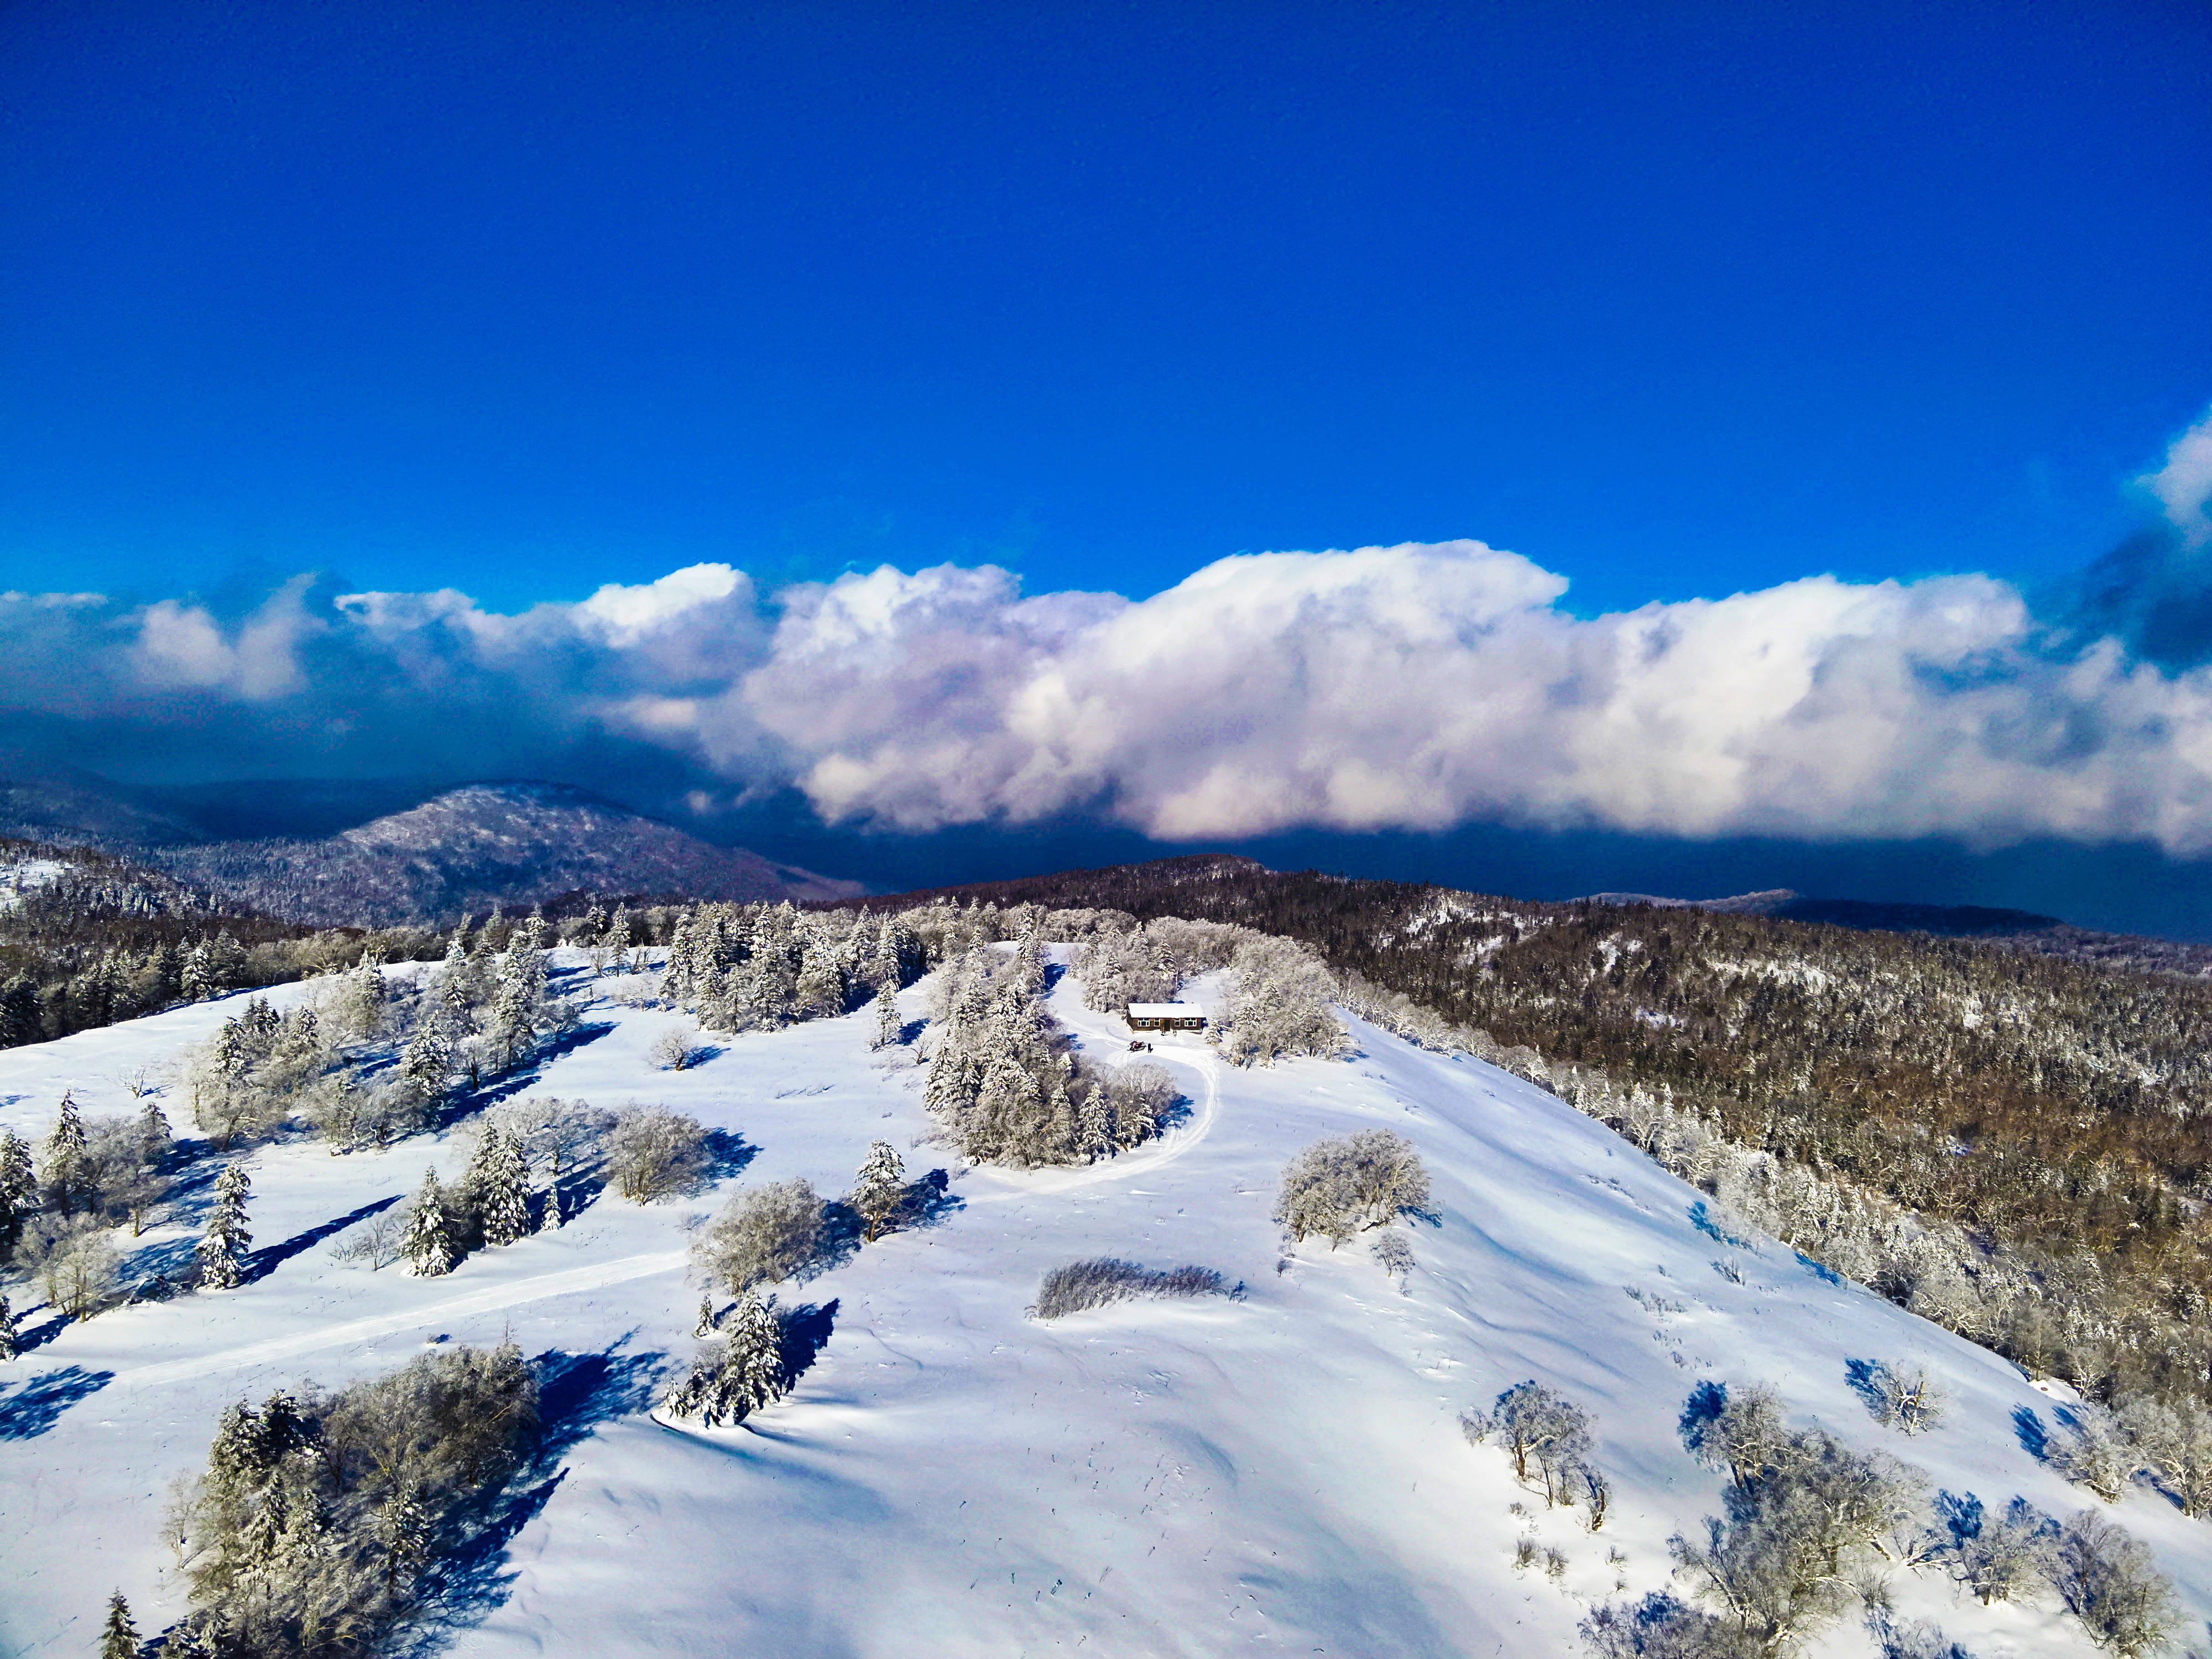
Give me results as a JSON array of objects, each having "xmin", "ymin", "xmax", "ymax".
[
  {"xmin": 3, "ymin": 953, "xmax": 2208, "ymax": 1657},
  {"xmin": 155, "ymin": 782, "xmax": 863, "ymax": 925}
]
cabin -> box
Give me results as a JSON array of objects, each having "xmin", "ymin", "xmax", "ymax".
[{"xmin": 1126, "ymin": 1001, "xmax": 1206, "ymax": 1032}]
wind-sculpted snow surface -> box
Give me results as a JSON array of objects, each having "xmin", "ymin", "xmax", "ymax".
[{"xmin": 0, "ymin": 949, "xmax": 2207, "ymax": 1656}]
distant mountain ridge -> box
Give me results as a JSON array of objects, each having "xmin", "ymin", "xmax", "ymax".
[{"xmin": 153, "ymin": 782, "xmax": 863, "ymax": 926}]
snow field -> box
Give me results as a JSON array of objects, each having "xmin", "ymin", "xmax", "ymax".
[{"xmin": 1, "ymin": 948, "xmax": 2206, "ymax": 1656}]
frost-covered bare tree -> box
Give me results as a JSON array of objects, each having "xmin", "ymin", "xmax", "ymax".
[
  {"xmin": 1273, "ymin": 1130, "xmax": 1431, "ymax": 1246},
  {"xmin": 494, "ymin": 1098, "xmax": 615, "ymax": 1226},
  {"xmin": 2050, "ymin": 1510, "xmax": 2178, "ymax": 1656},
  {"xmin": 1933, "ymin": 1495, "xmax": 2054, "ymax": 1606},
  {"xmin": 1464, "ymin": 1381, "xmax": 1595, "ymax": 1509},
  {"xmin": 1650, "ymin": 1385, "xmax": 1930, "ymax": 1657},
  {"xmin": 695, "ymin": 1178, "xmax": 826, "ymax": 1292},
  {"xmin": 1212, "ymin": 936, "xmax": 1347, "ymax": 1067},
  {"xmin": 2116, "ymin": 1395, "xmax": 2212, "ymax": 1516},
  {"xmin": 2048, "ymin": 1402, "xmax": 2147, "ymax": 1503},
  {"xmin": 607, "ymin": 1107, "xmax": 711, "ymax": 1202},
  {"xmin": 166, "ymin": 1343, "xmax": 538, "ymax": 1658}
]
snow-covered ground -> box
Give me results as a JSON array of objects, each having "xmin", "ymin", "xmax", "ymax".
[{"xmin": 3, "ymin": 950, "xmax": 2209, "ymax": 1656}]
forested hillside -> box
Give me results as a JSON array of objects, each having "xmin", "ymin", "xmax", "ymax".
[{"xmin": 844, "ymin": 858, "xmax": 2212, "ymax": 1405}]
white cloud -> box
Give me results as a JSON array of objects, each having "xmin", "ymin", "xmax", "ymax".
[
  {"xmin": 2140, "ymin": 404, "xmax": 2212, "ymax": 550},
  {"xmin": 12, "ymin": 528, "xmax": 2212, "ymax": 855},
  {"xmin": 2141, "ymin": 405, "xmax": 2212, "ymax": 549}
]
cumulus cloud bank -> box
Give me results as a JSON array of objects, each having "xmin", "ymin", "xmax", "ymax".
[{"xmin": 8, "ymin": 415, "xmax": 2212, "ymax": 853}]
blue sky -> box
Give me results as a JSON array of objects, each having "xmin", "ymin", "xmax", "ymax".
[
  {"xmin": 5, "ymin": 0, "xmax": 2206, "ymax": 611},
  {"xmin": 3, "ymin": 1, "xmax": 2212, "ymax": 931}
]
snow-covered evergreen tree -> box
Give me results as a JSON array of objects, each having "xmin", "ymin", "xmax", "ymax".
[
  {"xmin": 136, "ymin": 1099, "xmax": 172, "ymax": 1167},
  {"xmin": 0, "ymin": 1127, "xmax": 34, "ymax": 1264},
  {"xmin": 398, "ymin": 1021, "xmax": 453, "ymax": 1109},
  {"xmin": 851, "ymin": 1141, "xmax": 905, "ymax": 1241},
  {"xmin": 41, "ymin": 1089, "xmax": 87, "ymax": 1212},
  {"xmin": 694, "ymin": 1294, "xmax": 718, "ymax": 1337},
  {"xmin": 663, "ymin": 1290, "xmax": 786, "ymax": 1427},
  {"xmin": 467, "ymin": 1126, "xmax": 533, "ymax": 1248},
  {"xmin": 198, "ymin": 1163, "xmax": 253, "ymax": 1290},
  {"xmin": 0, "ymin": 1293, "xmax": 18, "ymax": 1361},
  {"xmin": 99, "ymin": 1590, "xmax": 138, "ymax": 1659},
  {"xmin": 871, "ymin": 980, "xmax": 899, "ymax": 1050},
  {"xmin": 401, "ymin": 1167, "xmax": 457, "ymax": 1277}
]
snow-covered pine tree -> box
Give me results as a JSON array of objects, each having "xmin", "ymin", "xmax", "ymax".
[
  {"xmin": 694, "ymin": 1294, "xmax": 718, "ymax": 1337},
  {"xmin": 0, "ymin": 1293, "xmax": 18, "ymax": 1361},
  {"xmin": 0, "ymin": 1127, "xmax": 33, "ymax": 1264},
  {"xmin": 605, "ymin": 904, "xmax": 632, "ymax": 961},
  {"xmin": 851, "ymin": 1141, "xmax": 905, "ymax": 1241},
  {"xmin": 197, "ymin": 1163, "xmax": 253, "ymax": 1290},
  {"xmin": 401, "ymin": 1167, "xmax": 457, "ymax": 1277},
  {"xmin": 42, "ymin": 1089, "xmax": 87, "ymax": 1213},
  {"xmin": 370, "ymin": 1483, "xmax": 430, "ymax": 1594},
  {"xmin": 726, "ymin": 1287, "xmax": 786, "ymax": 1410},
  {"xmin": 487, "ymin": 943, "xmax": 545, "ymax": 1071},
  {"xmin": 664, "ymin": 1289, "xmax": 787, "ymax": 1427},
  {"xmin": 872, "ymin": 980, "xmax": 899, "ymax": 1050},
  {"xmin": 398, "ymin": 1020, "xmax": 453, "ymax": 1108},
  {"xmin": 137, "ymin": 1099, "xmax": 173, "ymax": 1167},
  {"xmin": 99, "ymin": 1590, "xmax": 138, "ymax": 1659},
  {"xmin": 468, "ymin": 1126, "xmax": 534, "ymax": 1247}
]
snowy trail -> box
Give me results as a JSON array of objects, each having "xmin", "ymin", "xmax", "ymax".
[{"xmin": 114, "ymin": 1250, "xmax": 687, "ymax": 1390}]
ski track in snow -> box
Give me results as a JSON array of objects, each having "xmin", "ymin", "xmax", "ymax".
[{"xmin": 114, "ymin": 1251, "xmax": 687, "ymax": 1391}]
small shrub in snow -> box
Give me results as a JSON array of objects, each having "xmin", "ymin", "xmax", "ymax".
[
  {"xmin": 1370, "ymin": 1229, "xmax": 1415, "ymax": 1287},
  {"xmin": 696, "ymin": 1178, "xmax": 827, "ymax": 1292},
  {"xmin": 2050, "ymin": 1509, "xmax": 2178, "ymax": 1656},
  {"xmin": 1855, "ymin": 1361, "xmax": 1945, "ymax": 1436},
  {"xmin": 331, "ymin": 1210, "xmax": 405, "ymax": 1271},
  {"xmin": 1273, "ymin": 1129, "xmax": 1431, "ymax": 1246},
  {"xmin": 607, "ymin": 1105, "xmax": 711, "ymax": 1202},
  {"xmin": 649, "ymin": 1027, "xmax": 701, "ymax": 1071},
  {"xmin": 1030, "ymin": 1258, "xmax": 1228, "ymax": 1320}
]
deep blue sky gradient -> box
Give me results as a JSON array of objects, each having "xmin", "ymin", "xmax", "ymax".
[{"xmin": 4, "ymin": 0, "xmax": 2208, "ymax": 614}]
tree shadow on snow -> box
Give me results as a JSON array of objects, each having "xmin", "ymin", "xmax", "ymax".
[
  {"xmin": 775, "ymin": 1298, "xmax": 838, "ymax": 1384},
  {"xmin": 241, "ymin": 1193, "xmax": 404, "ymax": 1286},
  {"xmin": 6, "ymin": 1307, "xmax": 74, "ymax": 1356},
  {"xmin": 2011, "ymin": 1405, "xmax": 2050, "ymax": 1463},
  {"xmin": 1844, "ymin": 1358, "xmax": 1889, "ymax": 1421},
  {"xmin": 701, "ymin": 1128, "xmax": 757, "ymax": 1186},
  {"xmin": 395, "ymin": 1338, "xmax": 667, "ymax": 1653},
  {"xmin": 0, "ymin": 1364, "xmax": 113, "ymax": 1439}
]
